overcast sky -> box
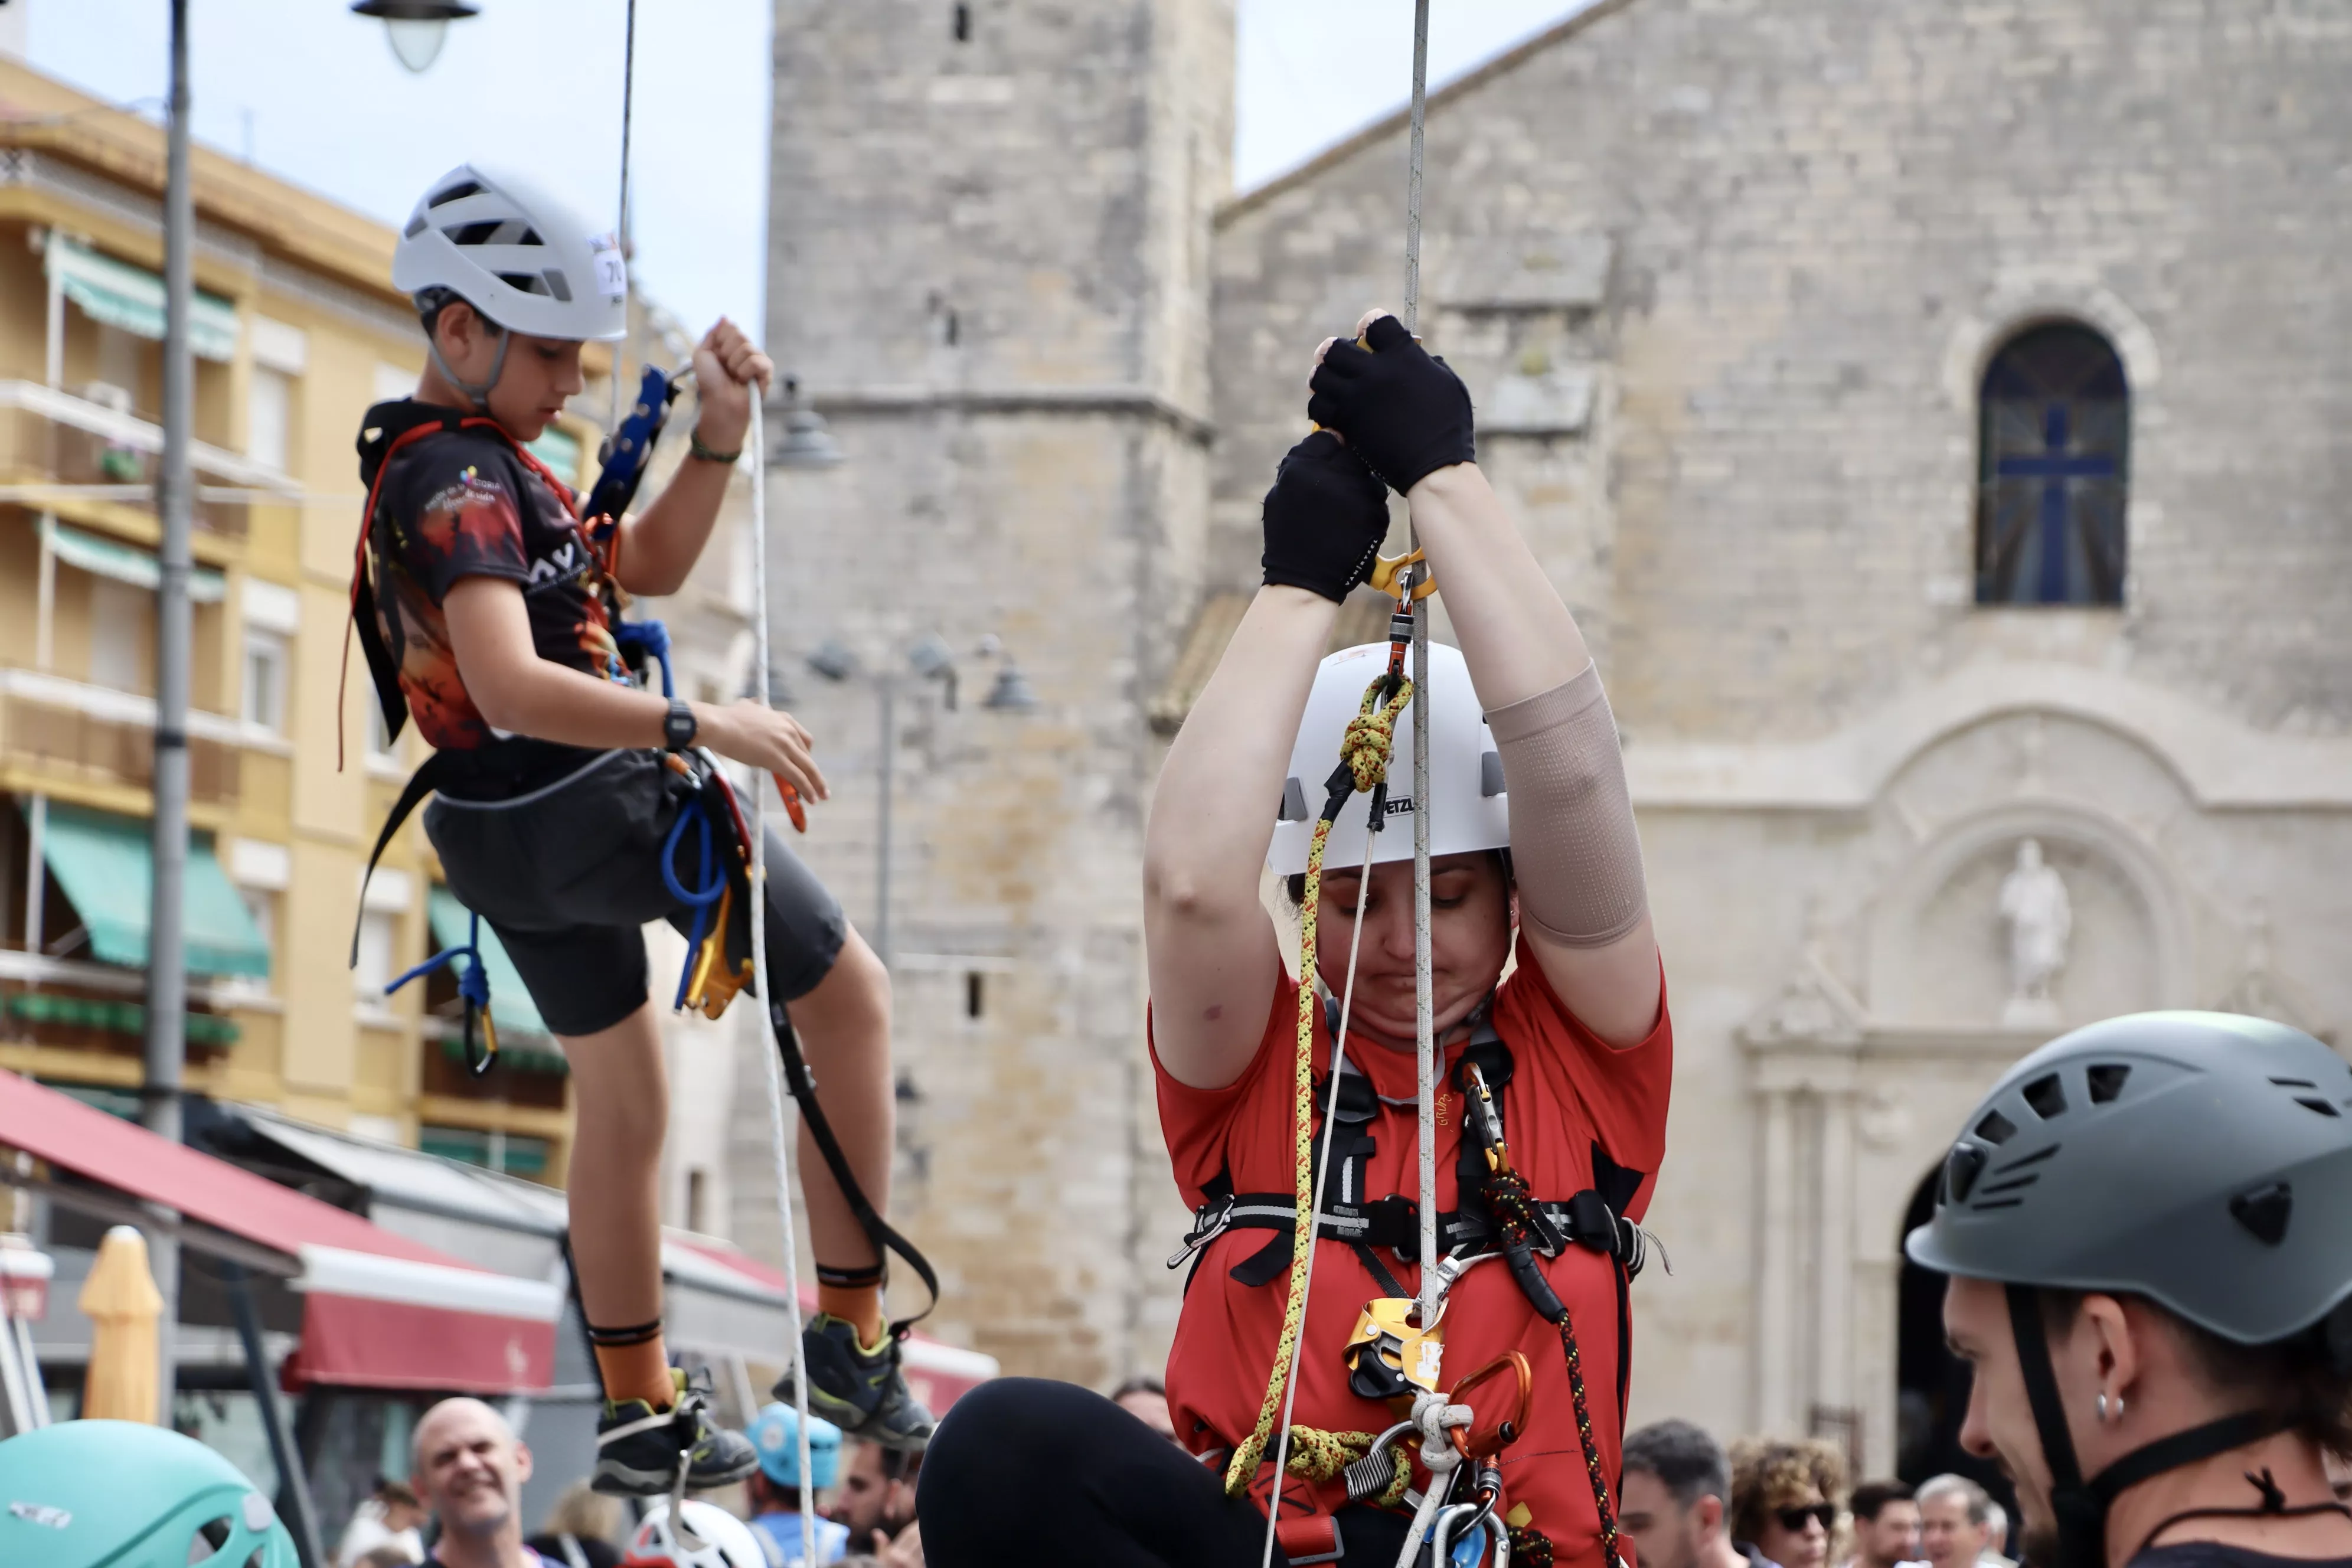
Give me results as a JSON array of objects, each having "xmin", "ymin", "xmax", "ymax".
[{"xmin": 24, "ymin": 1, "xmax": 1593, "ymax": 340}]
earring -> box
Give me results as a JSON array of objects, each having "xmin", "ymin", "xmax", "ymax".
[
  {"xmin": 2097, "ymin": 1392, "xmax": 2125, "ymax": 1423},
  {"xmin": 2096, "ymin": 1393, "xmax": 2108, "ymax": 1422}
]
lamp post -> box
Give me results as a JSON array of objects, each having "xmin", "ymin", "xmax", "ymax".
[
  {"xmin": 144, "ymin": 0, "xmax": 195, "ymax": 1430},
  {"xmin": 805, "ymin": 637, "xmax": 1033, "ymax": 970},
  {"xmin": 350, "ymin": 1, "xmax": 481, "ymax": 75}
]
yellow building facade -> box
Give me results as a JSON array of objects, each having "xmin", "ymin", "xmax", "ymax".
[{"xmin": 0, "ymin": 59, "xmax": 605, "ymax": 1178}]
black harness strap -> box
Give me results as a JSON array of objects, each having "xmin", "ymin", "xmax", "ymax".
[{"xmin": 768, "ymin": 997, "xmax": 939, "ymax": 1337}]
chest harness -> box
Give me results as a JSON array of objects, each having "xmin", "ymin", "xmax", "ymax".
[{"xmin": 339, "ymin": 367, "xmax": 937, "ymax": 1338}]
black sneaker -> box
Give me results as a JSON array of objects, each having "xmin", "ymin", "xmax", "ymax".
[
  {"xmin": 770, "ymin": 1313, "xmax": 935, "ymax": 1451},
  {"xmin": 593, "ymin": 1369, "xmax": 759, "ymax": 1495}
]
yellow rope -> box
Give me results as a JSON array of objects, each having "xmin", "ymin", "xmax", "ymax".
[{"xmin": 1223, "ymin": 672, "xmax": 1414, "ymax": 1498}]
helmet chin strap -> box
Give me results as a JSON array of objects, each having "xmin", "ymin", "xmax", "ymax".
[
  {"xmin": 2006, "ymin": 1284, "xmax": 2293, "ymax": 1568},
  {"xmin": 425, "ymin": 324, "xmax": 511, "ymax": 414}
]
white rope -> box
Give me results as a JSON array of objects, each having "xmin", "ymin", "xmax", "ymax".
[
  {"xmin": 1258, "ymin": 813, "xmax": 1383, "ymax": 1568},
  {"xmin": 745, "ymin": 383, "xmax": 820, "ymax": 1568},
  {"xmin": 1403, "ymin": 0, "xmax": 1441, "ymax": 1340}
]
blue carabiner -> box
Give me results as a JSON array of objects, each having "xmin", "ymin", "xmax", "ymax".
[{"xmin": 387, "ymin": 906, "xmax": 501, "ymax": 1076}]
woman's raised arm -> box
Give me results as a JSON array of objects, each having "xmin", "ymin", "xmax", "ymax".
[
  {"xmin": 1310, "ymin": 313, "xmax": 1662, "ymax": 1047},
  {"xmin": 1144, "ymin": 433, "xmax": 1393, "ymax": 1089}
]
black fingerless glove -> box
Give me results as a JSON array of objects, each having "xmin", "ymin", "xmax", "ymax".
[
  {"xmin": 1305, "ymin": 313, "xmax": 1475, "ymax": 494},
  {"xmin": 1261, "ymin": 430, "xmax": 1392, "ymax": 602}
]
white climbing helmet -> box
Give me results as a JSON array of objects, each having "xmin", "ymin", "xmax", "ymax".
[
  {"xmin": 625, "ymin": 1499, "xmax": 769, "ymax": 1568},
  {"xmin": 1268, "ymin": 641, "xmax": 1508, "ymax": 877},
  {"xmin": 393, "ymin": 162, "xmax": 628, "ymax": 342}
]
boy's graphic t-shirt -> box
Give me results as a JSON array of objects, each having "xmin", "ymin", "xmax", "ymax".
[{"xmin": 367, "ymin": 411, "xmax": 619, "ymax": 751}]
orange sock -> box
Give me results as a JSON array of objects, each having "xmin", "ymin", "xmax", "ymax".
[
  {"xmin": 591, "ymin": 1332, "xmax": 676, "ymax": 1411},
  {"xmin": 818, "ymin": 1282, "xmax": 884, "ymax": 1348}
]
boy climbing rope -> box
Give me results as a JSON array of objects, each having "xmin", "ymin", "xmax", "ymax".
[
  {"xmin": 348, "ymin": 164, "xmax": 933, "ymax": 1496},
  {"xmin": 920, "ymin": 311, "xmax": 1670, "ymax": 1567}
]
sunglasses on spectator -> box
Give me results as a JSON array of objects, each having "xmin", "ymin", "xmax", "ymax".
[{"xmin": 1776, "ymin": 1504, "xmax": 1837, "ymax": 1533}]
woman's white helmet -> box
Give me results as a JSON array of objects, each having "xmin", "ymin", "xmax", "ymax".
[
  {"xmin": 393, "ymin": 162, "xmax": 628, "ymax": 342},
  {"xmin": 625, "ymin": 1499, "xmax": 769, "ymax": 1568},
  {"xmin": 1268, "ymin": 641, "xmax": 1508, "ymax": 876}
]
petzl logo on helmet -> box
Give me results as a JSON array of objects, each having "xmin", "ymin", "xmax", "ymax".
[
  {"xmin": 8, "ymin": 1500, "xmax": 69, "ymax": 1528},
  {"xmin": 590, "ymin": 234, "xmax": 626, "ymax": 300}
]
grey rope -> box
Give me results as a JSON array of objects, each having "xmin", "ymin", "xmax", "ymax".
[{"xmin": 746, "ymin": 384, "xmax": 820, "ymax": 1568}]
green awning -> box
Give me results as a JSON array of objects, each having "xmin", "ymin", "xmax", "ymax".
[
  {"xmin": 524, "ymin": 424, "xmax": 582, "ymax": 487},
  {"xmin": 46, "ymin": 520, "xmax": 227, "ymax": 603},
  {"xmin": 47, "ymin": 236, "xmax": 240, "ymax": 363},
  {"xmin": 31, "ymin": 803, "xmax": 270, "ymax": 978},
  {"xmin": 427, "ymin": 886, "xmax": 553, "ymax": 1043}
]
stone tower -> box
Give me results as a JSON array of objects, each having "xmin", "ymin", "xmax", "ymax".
[{"xmin": 762, "ymin": 0, "xmax": 1232, "ymax": 1384}]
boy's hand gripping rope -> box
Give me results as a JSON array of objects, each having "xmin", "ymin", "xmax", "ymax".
[{"xmin": 1224, "ymin": 669, "xmax": 1413, "ymax": 1501}]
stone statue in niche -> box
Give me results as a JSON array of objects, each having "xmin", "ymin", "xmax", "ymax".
[{"xmin": 1998, "ymin": 838, "xmax": 2071, "ymax": 1027}]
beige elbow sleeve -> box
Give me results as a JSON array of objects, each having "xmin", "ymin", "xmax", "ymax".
[{"xmin": 1487, "ymin": 662, "xmax": 1649, "ymax": 949}]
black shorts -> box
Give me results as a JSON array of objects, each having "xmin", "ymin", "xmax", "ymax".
[
  {"xmin": 425, "ymin": 747, "xmax": 847, "ymax": 1038},
  {"xmin": 919, "ymin": 1378, "xmax": 1415, "ymax": 1568}
]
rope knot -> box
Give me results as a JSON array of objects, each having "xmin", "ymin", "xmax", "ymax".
[{"xmin": 1338, "ymin": 676, "xmax": 1413, "ymax": 795}]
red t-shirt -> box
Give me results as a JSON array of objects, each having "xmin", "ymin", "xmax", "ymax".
[{"xmin": 1154, "ymin": 937, "xmax": 1671, "ymax": 1564}]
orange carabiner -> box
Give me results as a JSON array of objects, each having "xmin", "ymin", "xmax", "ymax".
[{"xmin": 1447, "ymin": 1351, "xmax": 1535, "ymax": 1461}]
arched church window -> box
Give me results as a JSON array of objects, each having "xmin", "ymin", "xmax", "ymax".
[{"xmin": 1975, "ymin": 322, "xmax": 2129, "ymax": 606}]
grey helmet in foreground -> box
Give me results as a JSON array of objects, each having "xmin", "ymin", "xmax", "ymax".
[{"xmin": 1905, "ymin": 1011, "xmax": 2352, "ymax": 1568}]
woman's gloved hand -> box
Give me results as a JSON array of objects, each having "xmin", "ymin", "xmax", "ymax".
[
  {"xmin": 1260, "ymin": 429, "xmax": 1393, "ymax": 602},
  {"xmin": 1306, "ymin": 312, "xmax": 1475, "ymax": 494}
]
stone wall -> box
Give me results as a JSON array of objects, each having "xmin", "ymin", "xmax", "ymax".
[{"xmin": 765, "ymin": 0, "xmax": 1231, "ymax": 1387}]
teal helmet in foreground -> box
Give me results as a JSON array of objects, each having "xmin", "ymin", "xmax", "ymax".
[
  {"xmin": 749, "ymin": 1401, "xmax": 841, "ymax": 1489},
  {"xmin": 0, "ymin": 1419, "xmax": 298, "ymax": 1568}
]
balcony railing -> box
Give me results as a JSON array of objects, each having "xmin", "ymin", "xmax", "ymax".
[
  {"xmin": 0, "ymin": 667, "xmax": 281, "ymax": 811},
  {"xmin": 0, "ymin": 380, "xmax": 303, "ymax": 542}
]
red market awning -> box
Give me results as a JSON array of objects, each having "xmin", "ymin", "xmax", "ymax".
[
  {"xmin": 664, "ymin": 1234, "xmax": 998, "ymax": 1415},
  {"xmin": 0, "ymin": 1072, "xmax": 560, "ymax": 1394}
]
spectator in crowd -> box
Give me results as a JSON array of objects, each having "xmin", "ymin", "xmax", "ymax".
[
  {"xmin": 335, "ymin": 1476, "xmax": 426, "ymax": 1567},
  {"xmin": 1108, "ymin": 1375, "xmax": 1178, "ymax": 1443},
  {"xmin": 358, "ymin": 1548, "xmax": 424, "ymax": 1568},
  {"xmin": 1621, "ymin": 1420, "xmax": 1752, "ymax": 1568},
  {"xmin": 1845, "ymin": 1481, "xmax": 1922, "ymax": 1568},
  {"xmin": 410, "ymin": 1397, "xmax": 536, "ymax": 1568},
  {"xmin": 830, "ymin": 1437, "xmax": 919, "ymax": 1555},
  {"xmin": 1916, "ymin": 1475, "xmax": 1995, "ymax": 1568},
  {"xmin": 1978, "ymin": 1501, "xmax": 2015, "ymax": 1568},
  {"xmin": 524, "ymin": 1481, "xmax": 622, "ymax": 1568},
  {"xmin": 1730, "ymin": 1437, "xmax": 1848, "ymax": 1568},
  {"xmin": 747, "ymin": 1402, "xmax": 851, "ymax": 1566}
]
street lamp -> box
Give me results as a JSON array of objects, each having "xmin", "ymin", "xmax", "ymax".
[
  {"xmin": 806, "ymin": 636, "xmax": 1028, "ymax": 968},
  {"xmin": 351, "ymin": 1, "xmax": 481, "ymax": 74},
  {"xmin": 772, "ymin": 377, "xmax": 845, "ymax": 470}
]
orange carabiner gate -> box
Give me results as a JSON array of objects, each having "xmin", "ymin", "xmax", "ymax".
[{"xmin": 1447, "ymin": 1350, "xmax": 1535, "ymax": 1461}]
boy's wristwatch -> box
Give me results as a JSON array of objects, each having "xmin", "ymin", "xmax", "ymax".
[{"xmin": 663, "ymin": 698, "xmax": 697, "ymax": 751}]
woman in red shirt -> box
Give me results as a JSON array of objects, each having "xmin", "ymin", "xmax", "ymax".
[{"xmin": 920, "ymin": 315, "xmax": 1668, "ymax": 1568}]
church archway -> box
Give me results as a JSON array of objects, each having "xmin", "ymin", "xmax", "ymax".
[{"xmin": 1894, "ymin": 1165, "xmax": 2019, "ymax": 1527}]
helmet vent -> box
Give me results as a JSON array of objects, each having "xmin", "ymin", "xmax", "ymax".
[
  {"xmin": 2021, "ymin": 1073, "xmax": 2067, "ymax": 1119},
  {"xmin": 404, "ymin": 214, "xmax": 429, "ymax": 239},
  {"xmin": 2230, "ymin": 1181, "xmax": 2293, "ymax": 1246},
  {"xmin": 429, "ymin": 179, "xmax": 485, "ymax": 207},
  {"xmin": 446, "ymin": 220, "xmax": 507, "ymax": 246},
  {"xmin": 1974, "ymin": 1172, "xmax": 2040, "ymax": 1200},
  {"xmin": 542, "ymin": 268, "xmax": 572, "ymax": 302},
  {"xmin": 1974, "ymin": 1109, "xmax": 2018, "ymax": 1145},
  {"xmin": 191, "ymin": 1515, "xmax": 234, "ymax": 1558},
  {"xmin": 498, "ymin": 272, "xmax": 553, "ymax": 298},
  {"xmin": 1944, "ymin": 1143, "xmax": 1988, "ymax": 1204},
  {"xmin": 2267, "ymin": 1076, "xmax": 2343, "ymax": 1116},
  {"xmin": 2086, "ymin": 1063, "xmax": 2131, "ymax": 1103}
]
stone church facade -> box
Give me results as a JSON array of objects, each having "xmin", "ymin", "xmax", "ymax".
[{"xmin": 763, "ymin": 0, "xmax": 2352, "ymax": 1474}]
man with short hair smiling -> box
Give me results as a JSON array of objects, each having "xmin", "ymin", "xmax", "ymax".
[
  {"xmin": 1847, "ymin": 1480, "xmax": 1923, "ymax": 1568},
  {"xmin": 1622, "ymin": 1420, "xmax": 1754, "ymax": 1568},
  {"xmin": 411, "ymin": 1397, "xmax": 544, "ymax": 1568},
  {"xmin": 1918, "ymin": 1475, "xmax": 1994, "ymax": 1568}
]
